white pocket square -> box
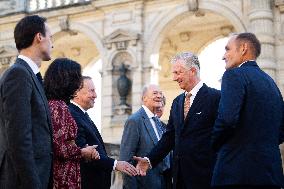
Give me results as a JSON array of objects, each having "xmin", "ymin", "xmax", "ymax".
[{"xmin": 196, "ymin": 112, "xmax": 202, "ymax": 115}]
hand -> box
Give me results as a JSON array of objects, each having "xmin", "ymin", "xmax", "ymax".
[
  {"xmin": 115, "ymin": 161, "xmax": 138, "ymax": 176},
  {"xmin": 81, "ymin": 145, "xmax": 99, "ymax": 161},
  {"xmin": 91, "ymin": 145, "xmax": 100, "ymax": 160},
  {"xmin": 133, "ymin": 156, "xmax": 150, "ymax": 176}
]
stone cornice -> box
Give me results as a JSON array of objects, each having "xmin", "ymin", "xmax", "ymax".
[{"xmin": 275, "ymin": 0, "xmax": 284, "ymax": 13}]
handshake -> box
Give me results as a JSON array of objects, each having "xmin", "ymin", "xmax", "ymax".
[{"xmin": 81, "ymin": 146, "xmax": 150, "ymax": 177}]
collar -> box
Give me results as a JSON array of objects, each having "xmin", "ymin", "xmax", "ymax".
[
  {"xmin": 18, "ymin": 55, "xmax": 39, "ymax": 74},
  {"xmin": 239, "ymin": 60, "xmax": 255, "ymax": 67},
  {"xmin": 70, "ymin": 100, "xmax": 87, "ymax": 114},
  {"xmin": 185, "ymin": 81, "xmax": 203, "ymax": 97},
  {"xmin": 142, "ymin": 105, "xmax": 155, "ymax": 119}
]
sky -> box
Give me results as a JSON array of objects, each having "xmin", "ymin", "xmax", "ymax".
[{"xmin": 199, "ymin": 37, "xmax": 228, "ymax": 90}]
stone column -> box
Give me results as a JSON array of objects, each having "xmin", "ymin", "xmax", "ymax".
[{"xmin": 248, "ymin": 0, "xmax": 275, "ymax": 79}]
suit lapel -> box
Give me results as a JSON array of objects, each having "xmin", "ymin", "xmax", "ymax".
[
  {"xmin": 17, "ymin": 59, "xmax": 52, "ymax": 135},
  {"xmin": 182, "ymin": 84, "xmax": 208, "ymax": 128},
  {"xmin": 178, "ymin": 95, "xmax": 186, "ymax": 131},
  {"xmin": 69, "ymin": 104, "xmax": 105, "ymax": 149},
  {"xmin": 139, "ymin": 108, "xmax": 158, "ymax": 145},
  {"xmin": 187, "ymin": 84, "xmax": 208, "ymax": 117},
  {"xmin": 83, "ymin": 115, "xmax": 104, "ymax": 146}
]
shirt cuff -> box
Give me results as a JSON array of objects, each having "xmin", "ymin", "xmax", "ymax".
[
  {"xmin": 144, "ymin": 157, "xmax": 152, "ymax": 169},
  {"xmin": 113, "ymin": 160, "xmax": 118, "ymax": 170}
]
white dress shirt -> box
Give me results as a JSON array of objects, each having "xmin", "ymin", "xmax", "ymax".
[
  {"xmin": 18, "ymin": 55, "xmax": 39, "ymax": 75},
  {"xmin": 185, "ymin": 81, "xmax": 203, "ymax": 105}
]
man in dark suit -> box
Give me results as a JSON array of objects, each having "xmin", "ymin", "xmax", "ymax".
[
  {"xmin": 134, "ymin": 52, "xmax": 220, "ymax": 189},
  {"xmin": 155, "ymin": 95, "xmax": 173, "ymax": 189},
  {"xmin": 0, "ymin": 15, "xmax": 53, "ymax": 189},
  {"xmin": 120, "ymin": 84, "xmax": 171, "ymax": 189},
  {"xmin": 69, "ymin": 76, "xmax": 137, "ymax": 189},
  {"xmin": 211, "ymin": 33, "xmax": 284, "ymax": 189}
]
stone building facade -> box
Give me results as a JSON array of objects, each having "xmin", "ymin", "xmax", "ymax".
[{"xmin": 1, "ymin": 0, "xmax": 284, "ymax": 188}]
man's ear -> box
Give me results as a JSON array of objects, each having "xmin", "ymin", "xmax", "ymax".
[
  {"xmin": 190, "ymin": 66, "xmax": 197, "ymax": 75},
  {"xmin": 34, "ymin": 33, "xmax": 42, "ymax": 44},
  {"xmin": 241, "ymin": 42, "xmax": 248, "ymax": 56}
]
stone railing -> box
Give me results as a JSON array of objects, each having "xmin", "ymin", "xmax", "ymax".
[
  {"xmin": 27, "ymin": 0, "xmax": 92, "ymax": 12},
  {"xmin": 0, "ymin": 0, "xmax": 92, "ymax": 16}
]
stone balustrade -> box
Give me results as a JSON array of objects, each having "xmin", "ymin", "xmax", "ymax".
[
  {"xmin": 0, "ymin": 0, "xmax": 92, "ymax": 16},
  {"xmin": 28, "ymin": 0, "xmax": 91, "ymax": 11}
]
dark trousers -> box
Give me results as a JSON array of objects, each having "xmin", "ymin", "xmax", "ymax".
[
  {"xmin": 213, "ymin": 186, "xmax": 280, "ymax": 189},
  {"xmin": 163, "ymin": 168, "xmax": 173, "ymax": 189}
]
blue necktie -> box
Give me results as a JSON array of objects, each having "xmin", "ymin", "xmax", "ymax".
[{"xmin": 152, "ymin": 116, "xmax": 165, "ymax": 138}]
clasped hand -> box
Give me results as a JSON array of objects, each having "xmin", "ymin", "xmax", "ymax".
[{"xmin": 81, "ymin": 145, "xmax": 100, "ymax": 161}]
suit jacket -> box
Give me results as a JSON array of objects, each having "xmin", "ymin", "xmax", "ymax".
[
  {"xmin": 211, "ymin": 61, "xmax": 284, "ymax": 187},
  {"xmin": 68, "ymin": 103, "xmax": 115, "ymax": 189},
  {"xmin": 0, "ymin": 58, "xmax": 53, "ymax": 189},
  {"xmin": 120, "ymin": 107, "xmax": 168, "ymax": 189},
  {"xmin": 147, "ymin": 84, "xmax": 220, "ymax": 189}
]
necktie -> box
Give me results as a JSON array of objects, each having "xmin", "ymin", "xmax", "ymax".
[
  {"xmin": 184, "ymin": 93, "xmax": 191, "ymax": 120},
  {"xmin": 152, "ymin": 116, "xmax": 164, "ymax": 138},
  {"xmin": 36, "ymin": 72, "xmax": 43, "ymax": 86}
]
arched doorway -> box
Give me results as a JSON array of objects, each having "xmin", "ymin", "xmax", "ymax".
[
  {"xmin": 146, "ymin": 7, "xmax": 244, "ymax": 121},
  {"xmin": 40, "ymin": 30, "xmax": 103, "ymax": 130}
]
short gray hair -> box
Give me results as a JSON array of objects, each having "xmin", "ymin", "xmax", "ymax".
[
  {"xmin": 141, "ymin": 84, "xmax": 160, "ymax": 100},
  {"xmin": 171, "ymin": 52, "xmax": 200, "ymax": 72}
]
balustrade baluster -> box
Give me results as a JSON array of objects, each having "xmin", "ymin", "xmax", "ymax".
[{"xmin": 36, "ymin": 0, "xmax": 40, "ymax": 10}]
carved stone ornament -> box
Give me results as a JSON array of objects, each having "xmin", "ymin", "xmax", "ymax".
[
  {"xmin": 0, "ymin": 46, "xmax": 17, "ymax": 66},
  {"xmin": 275, "ymin": 0, "xmax": 284, "ymax": 13},
  {"xmin": 58, "ymin": 16, "xmax": 77, "ymax": 35},
  {"xmin": 187, "ymin": 0, "xmax": 198, "ymax": 11},
  {"xmin": 104, "ymin": 29, "xmax": 140, "ymax": 50}
]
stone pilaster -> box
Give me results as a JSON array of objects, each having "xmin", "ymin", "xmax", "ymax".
[{"xmin": 248, "ymin": 0, "xmax": 275, "ymax": 79}]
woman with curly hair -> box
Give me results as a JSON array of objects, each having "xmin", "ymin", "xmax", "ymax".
[{"xmin": 44, "ymin": 58, "xmax": 100, "ymax": 189}]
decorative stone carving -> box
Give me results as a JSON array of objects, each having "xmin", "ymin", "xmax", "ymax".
[
  {"xmin": 275, "ymin": 0, "xmax": 284, "ymax": 13},
  {"xmin": 71, "ymin": 47, "xmax": 81, "ymax": 57},
  {"xmin": 0, "ymin": 46, "xmax": 17, "ymax": 66},
  {"xmin": 104, "ymin": 29, "xmax": 139, "ymax": 50},
  {"xmin": 187, "ymin": 0, "xmax": 198, "ymax": 11},
  {"xmin": 112, "ymin": 52, "xmax": 132, "ymax": 116},
  {"xmin": 179, "ymin": 32, "xmax": 191, "ymax": 42},
  {"xmin": 112, "ymin": 52, "xmax": 132, "ymax": 68},
  {"xmin": 58, "ymin": 16, "xmax": 77, "ymax": 35},
  {"xmin": 221, "ymin": 26, "xmax": 234, "ymax": 36},
  {"xmin": 117, "ymin": 64, "xmax": 131, "ymax": 106}
]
